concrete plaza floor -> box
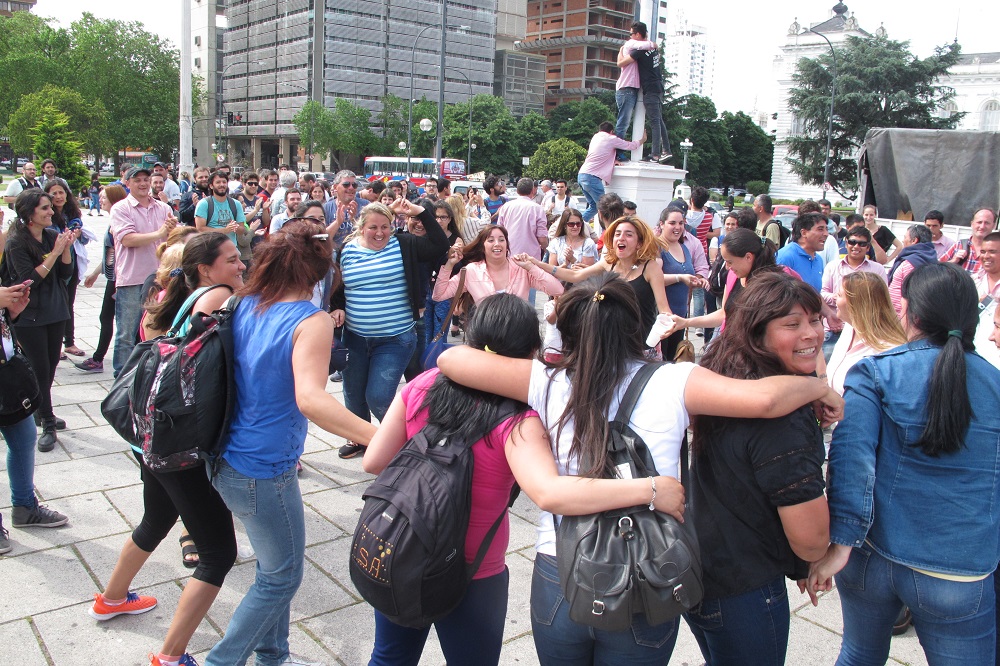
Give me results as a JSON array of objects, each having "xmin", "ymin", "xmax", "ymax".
[{"xmin": 0, "ymin": 215, "xmax": 930, "ymax": 665}]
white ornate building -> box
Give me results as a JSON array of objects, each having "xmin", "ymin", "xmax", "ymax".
[{"xmin": 768, "ymin": 2, "xmax": 1000, "ymax": 203}]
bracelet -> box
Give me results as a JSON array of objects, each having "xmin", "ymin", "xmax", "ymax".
[
  {"xmin": 648, "ymin": 476, "xmax": 656, "ymax": 511},
  {"xmin": 39, "ymin": 264, "xmax": 50, "ymax": 274},
  {"xmin": 551, "ymin": 265, "xmax": 558, "ymax": 275}
]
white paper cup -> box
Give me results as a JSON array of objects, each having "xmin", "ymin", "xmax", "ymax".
[{"xmin": 645, "ymin": 313, "xmax": 673, "ymax": 347}]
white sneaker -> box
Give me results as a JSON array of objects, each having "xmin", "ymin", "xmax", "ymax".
[{"xmin": 281, "ymin": 656, "xmax": 325, "ymax": 666}]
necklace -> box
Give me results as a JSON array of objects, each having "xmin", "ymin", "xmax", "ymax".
[{"xmin": 616, "ymin": 262, "xmax": 639, "ymax": 279}]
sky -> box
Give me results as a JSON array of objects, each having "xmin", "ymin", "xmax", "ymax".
[{"xmin": 32, "ymin": 0, "xmax": 1000, "ymax": 117}]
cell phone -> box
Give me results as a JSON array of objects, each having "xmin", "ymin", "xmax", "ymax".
[
  {"xmin": 21, "ymin": 279, "xmax": 33, "ymax": 287},
  {"xmin": 979, "ymin": 295, "xmax": 994, "ymax": 312}
]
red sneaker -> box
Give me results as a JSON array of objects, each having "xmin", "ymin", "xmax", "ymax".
[{"xmin": 88, "ymin": 591, "xmax": 157, "ymax": 621}]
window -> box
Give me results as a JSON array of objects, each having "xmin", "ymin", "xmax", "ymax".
[
  {"xmin": 981, "ymin": 100, "xmax": 1000, "ymax": 131},
  {"xmin": 938, "ymin": 100, "xmax": 957, "ymax": 120},
  {"xmin": 789, "ymin": 114, "xmax": 806, "ymax": 136}
]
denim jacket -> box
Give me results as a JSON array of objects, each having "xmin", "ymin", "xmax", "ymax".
[{"xmin": 829, "ymin": 340, "xmax": 1000, "ymax": 576}]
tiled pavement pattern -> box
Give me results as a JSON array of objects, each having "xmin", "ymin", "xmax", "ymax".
[{"xmin": 0, "ymin": 216, "xmax": 930, "ymax": 664}]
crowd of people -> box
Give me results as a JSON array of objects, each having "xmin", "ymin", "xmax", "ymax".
[{"xmin": 1, "ymin": 148, "xmax": 999, "ymax": 666}]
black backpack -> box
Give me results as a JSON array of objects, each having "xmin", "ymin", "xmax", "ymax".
[
  {"xmin": 101, "ymin": 290, "xmax": 241, "ymax": 475},
  {"xmin": 555, "ymin": 363, "xmax": 703, "ymax": 632},
  {"xmin": 764, "ymin": 219, "xmax": 791, "ymax": 248},
  {"xmin": 707, "ymin": 253, "xmax": 728, "ymax": 297},
  {"xmin": 350, "ymin": 400, "xmax": 522, "ymax": 628}
]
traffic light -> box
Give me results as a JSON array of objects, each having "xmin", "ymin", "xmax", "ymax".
[{"xmin": 227, "ymin": 112, "xmax": 234, "ymax": 125}]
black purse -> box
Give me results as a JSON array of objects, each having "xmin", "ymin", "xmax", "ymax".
[
  {"xmin": 555, "ymin": 362, "xmax": 703, "ymax": 632},
  {"xmin": 0, "ymin": 312, "xmax": 40, "ymax": 427}
]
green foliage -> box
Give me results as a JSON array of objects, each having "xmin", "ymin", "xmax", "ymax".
[
  {"xmin": 68, "ymin": 13, "xmax": 181, "ymax": 161},
  {"xmin": 330, "ymin": 98, "xmax": 378, "ymax": 155},
  {"xmin": 408, "ymin": 98, "xmax": 439, "ymax": 157},
  {"xmin": 443, "ymin": 95, "xmax": 520, "ymax": 176},
  {"xmin": 32, "ymin": 111, "xmax": 89, "ymax": 193},
  {"xmin": 548, "ymin": 99, "xmax": 615, "ymax": 148},
  {"xmin": 374, "ymin": 94, "xmax": 408, "ymax": 154},
  {"xmin": 720, "ymin": 111, "xmax": 773, "ymax": 186},
  {"xmin": 524, "ymin": 138, "xmax": 588, "ymax": 182},
  {"xmin": 517, "ymin": 112, "xmax": 550, "ymax": 161},
  {"xmin": 675, "ymin": 95, "xmax": 734, "ymax": 186},
  {"xmin": 786, "ymin": 36, "xmax": 963, "ymax": 197},
  {"xmin": 746, "ymin": 180, "xmax": 769, "ymax": 196},
  {"xmin": 0, "ymin": 12, "xmax": 71, "ymax": 134},
  {"xmin": 9, "ymin": 85, "xmax": 110, "ymax": 157},
  {"xmin": 292, "ymin": 101, "xmax": 334, "ymax": 160}
]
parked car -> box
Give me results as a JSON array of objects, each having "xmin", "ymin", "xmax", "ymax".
[
  {"xmin": 776, "ymin": 212, "xmax": 797, "ymax": 231},
  {"xmin": 705, "ymin": 201, "xmax": 724, "ymax": 215},
  {"xmin": 16, "ymin": 158, "xmax": 27, "ymax": 167},
  {"xmin": 0, "ymin": 159, "xmax": 11, "ymax": 169},
  {"xmin": 449, "ymin": 180, "xmax": 485, "ymax": 197},
  {"xmin": 773, "ymin": 204, "xmax": 799, "ymax": 216}
]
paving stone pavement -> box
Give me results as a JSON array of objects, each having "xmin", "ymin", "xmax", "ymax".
[{"xmin": 0, "ymin": 215, "xmax": 930, "ymax": 665}]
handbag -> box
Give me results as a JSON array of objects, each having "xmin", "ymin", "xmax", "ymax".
[
  {"xmin": 0, "ymin": 312, "xmax": 40, "ymax": 427},
  {"xmin": 420, "ymin": 268, "xmax": 466, "ymax": 371},
  {"xmin": 556, "ymin": 362, "xmax": 703, "ymax": 632},
  {"xmin": 329, "ymin": 326, "xmax": 349, "ymax": 373},
  {"xmin": 673, "ymin": 288, "xmax": 696, "ymax": 364}
]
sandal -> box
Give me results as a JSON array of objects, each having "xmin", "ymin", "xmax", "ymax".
[
  {"xmin": 179, "ymin": 533, "xmax": 199, "ymax": 569},
  {"xmin": 64, "ymin": 346, "xmax": 86, "ymax": 357}
]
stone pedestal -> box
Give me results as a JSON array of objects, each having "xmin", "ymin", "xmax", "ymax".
[{"xmin": 609, "ymin": 163, "xmax": 687, "ymax": 229}]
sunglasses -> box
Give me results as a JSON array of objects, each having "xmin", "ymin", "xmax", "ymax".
[
  {"xmin": 340, "ymin": 182, "xmax": 358, "ymax": 188},
  {"xmin": 846, "ymin": 239, "xmax": 870, "ymax": 247},
  {"xmin": 245, "ymin": 182, "xmax": 258, "ymax": 186},
  {"xmin": 566, "ymin": 222, "xmax": 582, "ymax": 227}
]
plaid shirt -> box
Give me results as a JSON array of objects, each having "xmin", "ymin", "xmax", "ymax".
[{"xmin": 940, "ymin": 240, "xmax": 981, "ymax": 273}]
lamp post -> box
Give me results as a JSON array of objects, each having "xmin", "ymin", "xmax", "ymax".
[
  {"xmin": 679, "ymin": 138, "xmax": 693, "ymax": 179},
  {"xmin": 279, "ymin": 82, "xmax": 313, "ymax": 170},
  {"xmin": 450, "ymin": 68, "xmax": 475, "ymax": 174},
  {"xmin": 407, "ymin": 24, "xmax": 437, "ymax": 181},
  {"xmin": 808, "ymin": 27, "xmax": 837, "ymax": 198}
]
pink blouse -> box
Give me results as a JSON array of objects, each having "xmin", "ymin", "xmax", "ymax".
[{"xmin": 432, "ymin": 258, "xmax": 564, "ymax": 304}]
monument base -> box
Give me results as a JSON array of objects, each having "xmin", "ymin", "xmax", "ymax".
[{"xmin": 608, "ymin": 162, "xmax": 687, "ymax": 230}]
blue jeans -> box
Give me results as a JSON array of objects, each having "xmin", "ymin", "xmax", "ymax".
[
  {"xmin": 530, "ymin": 553, "xmax": 679, "ymax": 666},
  {"xmin": 206, "ymin": 460, "xmax": 305, "ymax": 666},
  {"xmin": 343, "ymin": 327, "xmax": 417, "ymax": 422},
  {"xmin": 113, "ymin": 284, "xmax": 145, "ymax": 377},
  {"xmin": 641, "ymin": 93, "xmax": 671, "ymax": 158},
  {"xmin": 424, "ymin": 295, "xmax": 452, "ymax": 347},
  {"xmin": 2, "ymin": 415, "xmax": 38, "ymax": 509},
  {"xmin": 836, "ymin": 542, "xmax": 995, "ymax": 666},
  {"xmin": 369, "ymin": 568, "xmax": 509, "ymax": 666},
  {"xmin": 614, "ymin": 87, "xmax": 639, "ymax": 160},
  {"xmin": 577, "ymin": 173, "xmax": 605, "ymax": 224},
  {"xmin": 684, "ymin": 575, "xmax": 790, "ymax": 666}
]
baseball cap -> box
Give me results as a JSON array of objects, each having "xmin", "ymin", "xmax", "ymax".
[
  {"xmin": 667, "ymin": 198, "xmax": 688, "ymax": 215},
  {"xmin": 153, "ymin": 162, "xmax": 167, "ymax": 168},
  {"xmin": 125, "ymin": 166, "xmax": 152, "ymax": 180}
]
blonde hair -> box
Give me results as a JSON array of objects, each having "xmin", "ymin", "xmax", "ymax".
[
  {"xmin": 841, "ymin": 272, "xmax": 907, "ymax": 351},
  {"xmin": 446, "ymin": 194, "xmax": 468, "ymax": 229},
  {"xmin": 153, "ymin": 243, "xmax": 185, "ymax": 292},
  {"xmin": 601, "ymin": 216, "xmax": 662, "ymax": 265},
  {"xmin": 346, "ymin": 201, "xmax": 395, "ymax": 243},
  {"xmin": 156, "ymin": 226, "xmax": 199, "ymax": 260}
]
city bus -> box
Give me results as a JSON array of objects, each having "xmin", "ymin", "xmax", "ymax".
[{"xmin": 363, "ymin": 156, "xmax": 466, "ymax": 185}]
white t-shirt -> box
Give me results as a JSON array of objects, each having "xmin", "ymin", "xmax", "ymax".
[
  {"xmin": 548, "ymin": 235, "xmax": 599, "ymax": 267},
  {"xmin": 527, "ymin": 359, "xmax": 695, "ymax": 556},
  {"xmin": 974, "ymin": 297, "xmax": 1000, "ymax": 370},
  {"xmin": 542, "ymin": 300, "xmax": 562, "ymax": 356}
]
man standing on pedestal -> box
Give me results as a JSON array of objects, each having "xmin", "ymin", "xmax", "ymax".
[
  {"xmin": 614, "ymin": 22, "xmax": 653, "ymax": 162},
  {"xmin": 577, "ymin": 122, "xmax": 645, "ymax": 224},
  {"xmin": 622, "ymin": 24, "xmax": 671, "ymax": 164}
]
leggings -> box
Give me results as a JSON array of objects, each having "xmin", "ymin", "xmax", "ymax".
[
  {"xmin": 63, "ymin": 274, "xmax": 80, "ymax": 347},
  {"xmin": 93, "ymin": 279, "xmax": 116, "ymax": 362},
  {"xmin": 15, "ymin": 321, "xmax": 64, "ymax": 421},
  {"xmin": 130, "ymin": 451, "xmax": 237, "ymax": 588}
]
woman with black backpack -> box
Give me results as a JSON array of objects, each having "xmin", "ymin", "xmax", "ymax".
[
  {"xmin": 361, "ymin": 293, "xmax": 687, "ymax": 666},
  {"xmin": 437, "ymin": 273, "xmax": 843, "ymax": 666}
]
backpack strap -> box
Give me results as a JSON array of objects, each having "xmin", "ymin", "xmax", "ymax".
[
  {"xmin": 612, "ymin": 362, "xmax": 661, "ymax": 427},
  {"xmin": 166, "ymin": 284, "xmax": 234, "ymax": 335}
]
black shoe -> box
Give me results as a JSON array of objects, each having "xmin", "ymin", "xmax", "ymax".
[
  {"xmin": 338, "ymin": 441, "xmax": 366, "ymax": 459},
  {"xmin": 37, "ymin": 427, "xmax": 57, "ymax": 453},
  {"xmin": 658, "ymin": 153, "xmax": 673, "ymax": 165},
  {"xmin": 892, "ymin": 607, "xmax": 912, "ymax": 636},
  {"xmin": 34, "ymin": 414, "xmax": 66, "ymax": 430}
]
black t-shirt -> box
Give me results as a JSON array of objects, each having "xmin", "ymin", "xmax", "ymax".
[
  {"xmin": 690, "ymin": 404, "xmax": 826, "ymax": 599},
  {"xmin": 629, "ymin": 47, "xmax": 663, "ymax": 95},
  {"xmin": 873, "ymin": 226, "xmax": 896, "ymax": 253}
]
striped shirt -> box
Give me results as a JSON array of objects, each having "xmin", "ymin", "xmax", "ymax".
[{"xmin": 341, "ymin": 237, "xmax": 414, "ymax": 337}]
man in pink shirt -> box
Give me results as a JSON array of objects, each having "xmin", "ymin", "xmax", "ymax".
[
  {"xmin": 497, "ymin": 178, "xmax": 549, "ymax": 260},
  {"xmin": 577, "ymin": 122, "xmax": 645, "ymax": 224},
  {"xmin": 110, "ymin": 166, "xmax": 177, "ymax": 376},
  {"xmin": 614, "ymin": 21, "xmax": 654, "ymax": 162},
  {"xmin": 923, "ymin": 210, "xmax": 956, "ymax": 258}
]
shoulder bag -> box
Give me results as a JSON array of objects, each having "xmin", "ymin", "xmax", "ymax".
[{"xmin": 420, "ymin": 268, "xmax": 466, "ymax": 371}]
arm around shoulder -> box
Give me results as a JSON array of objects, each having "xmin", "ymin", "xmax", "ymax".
[{"xmin": 436, "ymin": 346, "xmax": 532, "ymax": 403}]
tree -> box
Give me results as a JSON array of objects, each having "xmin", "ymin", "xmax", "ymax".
[
  {"xmin": 374, "ymin": 93, "xmax": 408, "ymax": 155},
  {"xmin": 524, "ymin": 138, "xmax": 588, "ymax": 183},
  {"xmin": 9, "ymin": 85, "xmax": 110, "ymax": 158},
  {"xmin": 549, "ymin": 99, "xmax": 614, "ymax": 148},
  {"xmin": 442, "ymin": 95, "xmax": 520, "ymax": 176},
  {"xmin": 68, "ymin": 13, "xmax": 181, "ymax": 162},
  {"xmin": 786, "ymin": 36, "xmax": 962, "ymax": 197},
  {"xmin": 675, "ymin": 95, "xmax": 734, "ymax": 186},
  {"xmin": 293, "ymin": 100, "xmax": 336, "ymax": 164},
  {"xmin": 407, "ymin": 98, "xmax": 439, "ymax": 157},
  {"xmin": 0, "ymin": 12, "xmax": 71, "ymax": 134},
  {"xmin": 720, "ymin": 111, "xmax": 773, "ymax": 186},
  {"xmin": 32, "ymin": 111, "xmax": 89, "ymax": 193},
  {"xmin": 517, "ymin": 111, "xmax": 549, "ymax": 161},
  {"xmin": 329, "ymin": 99, "xmax": 378, "ymax": 156}
]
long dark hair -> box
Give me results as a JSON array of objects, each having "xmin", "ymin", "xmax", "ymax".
[
  {"xmin": 418, "ymin": 293, "xmax": 538, "ymax": 444},
  {"xmin": 549, "ymin": 272, "xmax": 646, "ymax": 478},
  {"xmin": 433, "ymin": 200, "xmax": 461, "ymax": 239},
  {"xmin": 144, "ymin": 232, "xmax": 233, "ymax": 332},
  {"xmin": 900, "ymin": 263, "xmax": 978, "ymax": 456},
  {"xmin": 9, "ymin": 190, "xmax": 54, "ymax": 265},
  {"xmin": 721, "ymin": 228, "xmax": 778, "ymax": 277},
  {"xmin": 462, "ymin": 224, "xmax": 509, "ymax": 263},
  {"xmin": 693, "ymin": 272, "xmax": 823, "ymax": 455},
  {"xmin": 45, "ymin": 180, "xmax": 81, "ymax": 230}
]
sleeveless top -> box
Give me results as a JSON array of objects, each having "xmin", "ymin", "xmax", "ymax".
[
  {"xmin": 660, "ymin": 246, "xmax": 694, "ymax": 318},
  {"xmin": 627, "ymin": 263, "xmax": 657, "ymax": 349},
  {"xmin": 222, "ymin": 295, "xmax": 321, "ymax": 478}
]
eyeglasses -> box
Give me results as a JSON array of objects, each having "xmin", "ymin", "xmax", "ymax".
[
  {"xmin": 435, "ymin": 215, "xmax": 452, "ymax": 220},
  {"xmin": 340, "ymin": 182, "xmax": 358, "ymax": 189},
  {"xmin": 566, "ymin": 222, "xmax": 582, "ymax": 227},
  {"xmin": 846, "ymin": 239, "xmax": 870, "ymax": 247}
]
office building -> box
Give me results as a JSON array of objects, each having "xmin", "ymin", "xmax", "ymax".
[{"xmin": 663, "ymin": 10, "xmax": 714, "ymax": 99}]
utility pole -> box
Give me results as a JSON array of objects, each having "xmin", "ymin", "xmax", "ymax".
[{"xmin": 179, "ymin": 0, "xmax": 193, "ymax": 173}]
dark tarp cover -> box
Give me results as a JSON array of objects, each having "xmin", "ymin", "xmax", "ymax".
[{"xmin": 858, "ymin": 128, "xmax": 1000, "ymax": 227}]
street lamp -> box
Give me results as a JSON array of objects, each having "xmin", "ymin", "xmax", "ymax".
[
  {"xmin": 808, "ymin": 27, "xmax": 837, "ymax": 198},
  {"xmin": 407, "ymin": 24, "xmax": 437, "ymax": 181},
  {"xmin": 279, "ymin": 82, "xmax": 313, "ymax": 170},
  {"xmin": 679, "ymin": 138, "xmax": 693, "ymax": 177},
  {"xmin": 451, "ymin": 68, "xmax": 475, "ymax": 174}
]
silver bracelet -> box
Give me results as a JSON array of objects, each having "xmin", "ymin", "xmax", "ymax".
[{"xmin": 648, "ymin": 476, "xmax": 656, "ymax": 511}]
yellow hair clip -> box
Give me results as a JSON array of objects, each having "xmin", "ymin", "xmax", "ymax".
[
  {"xmin": 592, "ymin": 291, "xmax": 605, "ymax": 302},
  {"xmin": 483, "ymin": 345, "xmax": 497, "ymax": 354}
]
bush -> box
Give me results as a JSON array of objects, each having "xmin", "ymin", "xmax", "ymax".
[
  {"xmin": 746, "ymin": 180, "xmax": 769, "ymax": 196},
  {"xmin": 524, "ymin": 139, "xmax": 588, "ymax": 183}
]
